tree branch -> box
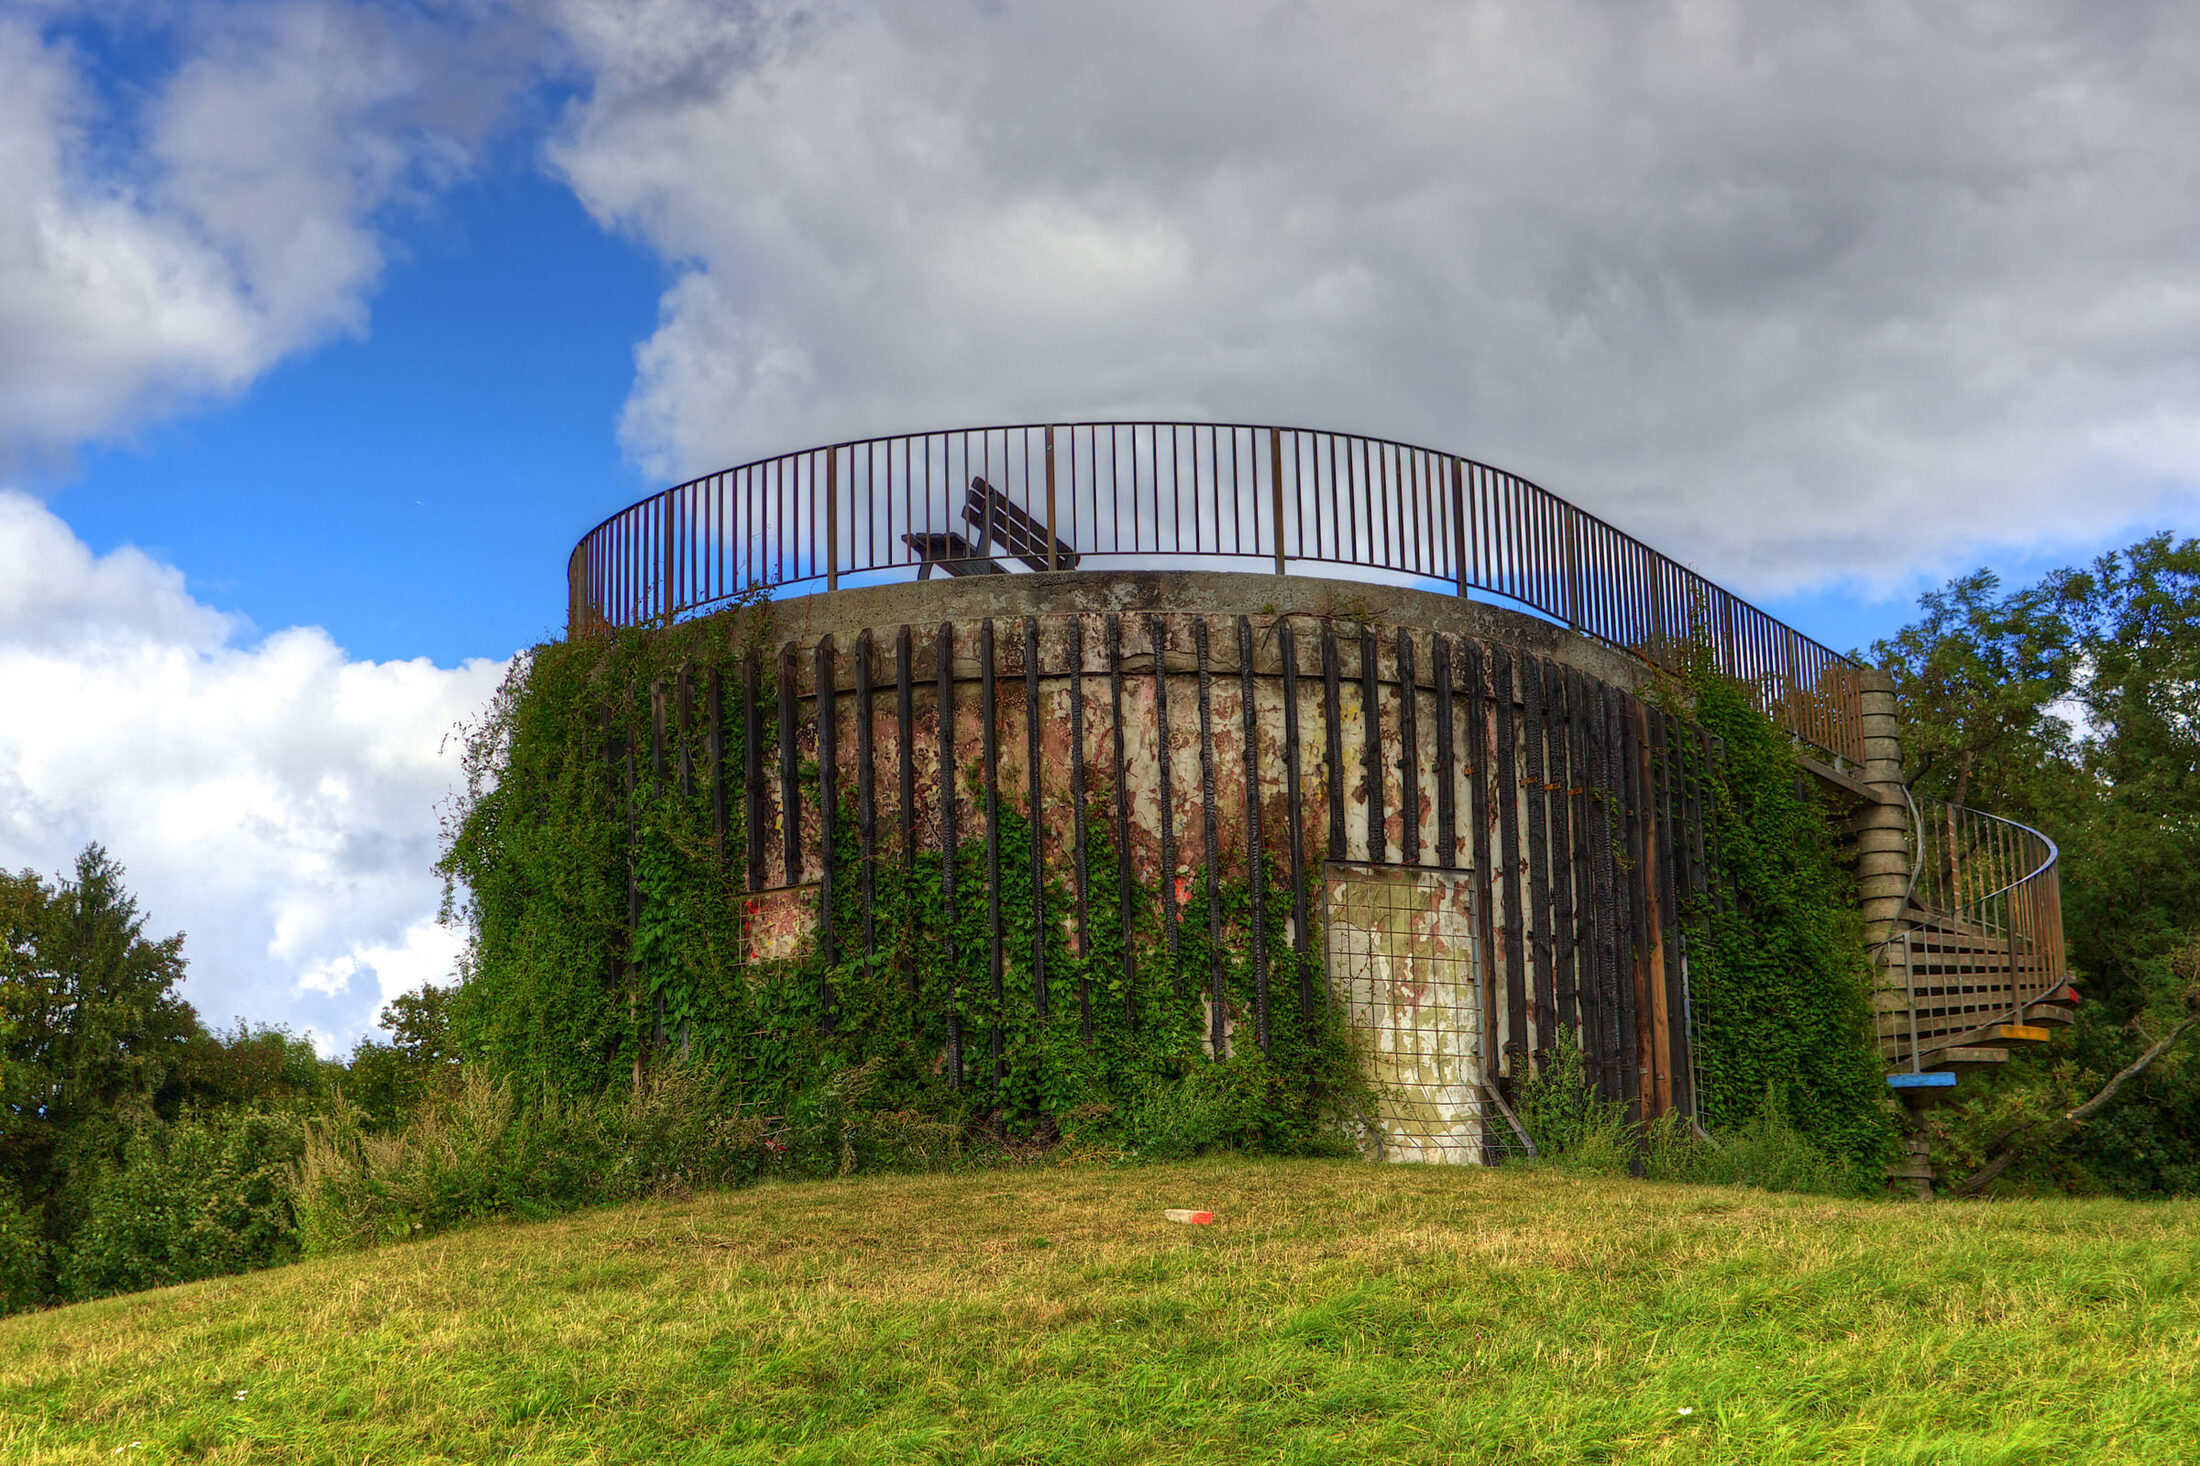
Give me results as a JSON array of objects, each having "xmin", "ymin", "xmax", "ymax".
[{"xmin": 1950, "ymin": 1012, "xmax": 2200, "ymax": 1196}]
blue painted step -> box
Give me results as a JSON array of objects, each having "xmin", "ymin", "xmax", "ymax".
[{"xmin": 1887, "ymin": 1072, "xmax": 1958, "ymax": 1091}]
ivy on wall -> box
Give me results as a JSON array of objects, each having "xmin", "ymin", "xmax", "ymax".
[
  {"xmin": 1679, "ymin": 671, "xmax": 1898, "ymax": 1168},
  {"xmin": 437, "ymin": 607, "xmax": 1371, "ymax": 1157}
]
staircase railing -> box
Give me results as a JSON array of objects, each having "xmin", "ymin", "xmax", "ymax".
[{"xmin": 1878, "ymin": 799, "xmax": 2067, "ymax": 1069}]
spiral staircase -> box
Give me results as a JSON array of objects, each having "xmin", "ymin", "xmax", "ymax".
[{"xmin": 1871, "ymin": 795, "xmax": 2070, "ymax": 1189}]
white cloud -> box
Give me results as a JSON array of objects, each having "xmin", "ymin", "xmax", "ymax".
[
  {"xmin": 549, "ymin": 0, "xmax": 2200, "ymax": 596},
  {"xmin": 0, "ymin": 490, "xmax": 504, "ymax": 1051},
  {"xmin": 0, "ymin": 2, "xmax": 536, "ymax": 466}
]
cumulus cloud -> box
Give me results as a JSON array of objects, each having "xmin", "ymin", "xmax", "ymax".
[
  {"xmin": 549, "ymin": 0, "xmax": 2200, "ymax": 595},
  {"xmin": 0, "ymin": 490, "xmax": 504, "ymax": 1051},
  {"xmin": 0, "ymin": 1, "xmax": 539, "ymax": 465}
]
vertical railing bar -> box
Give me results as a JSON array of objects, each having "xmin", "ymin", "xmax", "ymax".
[
  {"xmin": 1449, "ymin": 459, "xmax": 1467, "ymax": 595},
  {"xmin": 1045, "ymin": 424, "xmax": 1058, "ymax": 572},
  {"xmin": 825, "ymin": 447, "xmax": 838, "ymax": 593},
  {"xmin": 1372, "ymin": 435, "xmax": 1390, "ymax": 567},
  {"xmin": 1404, "ymin": 448, "xmax": 1423, "ymax": 576}
]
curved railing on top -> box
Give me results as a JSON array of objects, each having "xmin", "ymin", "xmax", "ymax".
[
  {"xmin": 567, "ymin": 420, "xmax": 1865, "ymax": 764},
  {"xmin": 1878, "ymin": 799, "xmax": 2067, "ymax": 1068}
]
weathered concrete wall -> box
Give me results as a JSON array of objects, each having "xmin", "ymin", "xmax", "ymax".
[{"xmin": 631, "ymin": 570, "xmax": 1714, "ymax": 1156}]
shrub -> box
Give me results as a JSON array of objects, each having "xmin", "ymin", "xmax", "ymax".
[
  {"xmin": 1662, "ymin": 1087, "xmax": 1871, "ymax": 1196},
  {"xmin": 1516, "ymin": 1029, "xmax": 1870, "ymax": 1196},
  {"xmin": 1125, "ymin": 1056, "xmax": 1273, "ymax": 1160},
  {"xmin": 55, "ymin": 1108, "xmax": 305, "ymax": 1302},
  {"xmin": 0, "ymin": 1189, "xmax": 42, "ymax": 1315},
  {"xmin": 291, "ymin": 1063, "xmax": 771, "ymax": 1254},
  {"xmin": 1513, "ymin": 1030, "xmax": 1635, "ymax": 1174}
]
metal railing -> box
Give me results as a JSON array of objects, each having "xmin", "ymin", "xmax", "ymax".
[
  {"xmin": 1880, "ymin": 799, "xmax": 2067, "ymax": 1068},
  {"xmin": 567, "ymin": 420, "xmax": 1865, "ymax": 763}
]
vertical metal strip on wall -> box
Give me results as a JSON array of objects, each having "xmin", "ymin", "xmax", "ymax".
[
  {"xmin": 1606, "ymin": 685, "xmax": 1641, "ymax": 1116},
  {"xmin": 1461, "ymin": 640, "xmax": 1498, "ymax": 1079},
  {"xmin": 815, "ymin": 638, "xmax": 838, "ymax": 1002},
  {"xmin": 778, "ymin": 643, "xmax": 800, "ymax": 884},
  {"xmin": 1521, "ymin": 657, "xmax": 1555, "ymax": 1060},
  {"xmin": 1279, "ymin": 620, "xmax": 1313, "ymax": 1016},
  {"xmin": 744, "ymin": 656, "xmax": 764, "ymax": 893},
  {"xmin": 1651, "ymin": 708, "xmax": 1694, "ymax": 1118},
  {"xmin": 1543, "ymin": 660, "xmax": 1579, "ymax": 1035},
  {"xmin": 1433, "ymin": 636, "xmax": 1456, "ymax": 869},
  {"xmin": 896, "ymin": 626, "xmax": 914, "ymax": 884},
  {"xmin": 1195, "ymin": 619, "xmax": 1225, "ymax": 1056},
  {"xmin": 599, "ymin": 708, "xmax": 622, "ymax": 1028},
  {"xmin": 1238, "ymin": 616, "xmax": 1269, "ymax": 1052},
  {"xmin": 623, "ymin": 734, "xmax": 639, "ymax": 1070},
  {"xmin": 708, "ymin": 667, "xmax": 727, "ymax": 869},
  {"xmin": 1109, "ymin": 614, "xmax": 1135, "ymax": 1024},
  {"xmin": 981, "ymin": 619, "xmax": 1004, "ymax": 1095},
  {"xmin": 937, "ymin": 622, "xmax": 961, "ymax": 1088},
  {"xmin": 1642, "ymin": 704, "xmax": 1671, "ymax": 1112},
  {"xmin": 1580, "ymin": 668, "xmax": 1622, "ymax": 1100},
  {"xmin": 1561, "ymin": 667, "xmax": 1596, "ymax": 1078},
  {"xmin": 1149, "ymin": 615, "xmax": 1181, "ymax": 995},
  {"xmin": 856, "ymin": 632, "xmax": 876, "ymax": 964},
  {"xmin": 1491, "ymin": 646, "xmax": 1527, "ymax": 1070},
  {"xmin": 1397, "ymin": 629, "xmax": 1420, "ymax": 865},
  {"xmin": 1024, "ymin": 617, "xmax": 1048, "ymax": 1018},
  {"xmin": 1621, "ymin": 697, "xmax": 1654, "ymax": 1116},
  {"xmin": 677, "ymin": 665, "xmax": 694, "ymax": 797},
  {"xmin": 1070, "ymin": 616, "xmax": 1092, "ymax": 1041},
  {"xmin": 1361, "ymin": 625, "xmax": 1384, "ymax": 863},
  {"xmin": 1322, "ymin": 621, "xmax": 1345, "ymax": 856}
]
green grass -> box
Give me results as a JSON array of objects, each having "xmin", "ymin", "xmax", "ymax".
[{"xmin": 6, "ymin": 1159, "xmax": 2199, "ymax": 1463}]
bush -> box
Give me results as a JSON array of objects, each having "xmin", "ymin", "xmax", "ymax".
[
  {"xmin": 291, "ymin": 1063, "xmax": 771, "ymax": 1254},
  {"xmin": 55, "ymin": 1109, "xmax": 305, "ymax": 1303},
  {"xmin": 1513, "ymin": 1030, "xmax": 1635, "ymax": 1174},
  {"xmin": 0, "ymin": 1189, "xmax": 42, "ymax": 1315},
  {"xmin": 1638, "ymin": 1089, "xmax": 1872, "ymax": 1196},
  {"xmin": 1516, "ymin": 1030, "xmax": 1870, "ymax": 1196},
  {"xmin": 1125, "ymin": 1058, "xmax": 1271, "ymax": 1160}
]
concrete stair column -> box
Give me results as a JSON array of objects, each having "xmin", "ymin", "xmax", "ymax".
[{"xmin": 1854, "ymin": 669, "xmax": 1911, "ymax": 954}]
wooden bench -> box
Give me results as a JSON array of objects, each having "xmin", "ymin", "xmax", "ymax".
[
  {"xmin": 901, "ymin": 531, "xmax": 1006, "ymax": 579},
  {"xmin": 963, "ymin": 476, "xmax": 1079, "ymax": 572}
]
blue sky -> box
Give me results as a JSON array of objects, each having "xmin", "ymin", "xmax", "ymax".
[
  {"xmin": 39, "ymin": 170, "xmax": 661, "ymax": 666},
  {"xmin": 4, "ymin": 0, "xmax": 2197, "ymax": 1051}
]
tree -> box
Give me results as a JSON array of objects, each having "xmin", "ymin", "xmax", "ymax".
[
  {"xmin": 1876, "ymin": 534, "xmax": 2200, "ymax": 1194},
  {"xmin": 339, "ymin": 984, "xmax": 460, "ymax": 1129},
  {"xmin": 1870, "ymin": 567, "xmax": 2081, "ymax": 817},
  {"xmin": 0, "ymin": 847, "xmax": 200, "ymax": 1234}
]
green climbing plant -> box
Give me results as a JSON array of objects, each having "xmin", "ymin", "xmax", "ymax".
[
  {"xmin": 437, "ymin": 606, "xmax": 1374, "ymax": 1163},
  {"xmin": 1668, "ymin": 667, "xmax": 1897, "ymax": 1169}
]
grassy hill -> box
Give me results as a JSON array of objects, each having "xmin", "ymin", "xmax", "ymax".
[{"xmin": 6, "ymin": 1158, "xmax": 2199, "ymax": 1463}]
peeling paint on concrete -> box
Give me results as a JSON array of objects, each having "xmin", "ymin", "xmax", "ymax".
[
  {"xmin": 745, "ymin": 884, "xmax": 818, "ymax": 963},
  {"xmin": 1324, "ymin": 862, "xmax": 1485, "ymax": 1164}
]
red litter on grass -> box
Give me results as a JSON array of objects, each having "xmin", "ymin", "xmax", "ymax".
[{"xmin": 1164, "ymin": 1209, "xmax": 1215, "ymax": 1225}]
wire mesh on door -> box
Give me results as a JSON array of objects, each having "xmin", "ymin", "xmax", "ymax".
[{"xmin": 1324, "ymin": 862, "xmax": 1494, "ymax": 1164}]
